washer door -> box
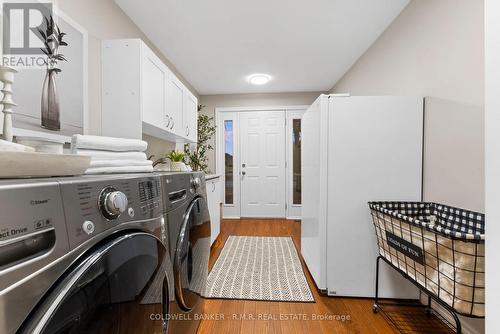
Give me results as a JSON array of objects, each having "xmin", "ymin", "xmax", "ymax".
[
  {"xmin": 173, "ymin": 196, "xmax": 210, "ymax": 311},
  {"xmin": 19, "ymin": 232, "xmax": 171, "ymax": 334}
]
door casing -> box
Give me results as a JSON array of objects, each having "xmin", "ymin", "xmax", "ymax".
[{"xmin": 215, "ymin": 106, "xmax": 307, "ymax": 219}]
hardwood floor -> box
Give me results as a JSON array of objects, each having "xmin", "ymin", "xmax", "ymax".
[{"xmin": 197, "ymin": 219, "xmax": 453, "ymax": 334}]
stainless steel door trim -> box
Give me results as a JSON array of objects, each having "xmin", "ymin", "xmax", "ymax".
[
  {"xmin": 23, "ymin": 232, "xmax": 169, "ymax": 334},
  {"xmin": 173, "ymin": 196, "xmax": 204, "ymax": 311}
]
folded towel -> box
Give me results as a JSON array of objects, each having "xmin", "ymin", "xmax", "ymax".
[
  {"xmin": 0, "ymin": 139, "xmax": 35, "ymax": 152},
  {"xmin": 73, "ymin": 149, "xmax": 147, "ymax": 161},
  {"xmin": 85, "ymin": 165, "xmax": 154, "ymax": 175},
  {"xmin": 90, "ymin": 159, "xmax": 153, "ymax": 168},
  {"xmin": 71, "ymin": 134, "xmax": 148, "ymax": 152}
]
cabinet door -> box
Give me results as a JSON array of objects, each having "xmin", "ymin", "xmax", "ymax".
[
  {"xmin": 141, "ymin": 46, "xmax": 167, "ymax": 129},
  {"xmin": 166, "ymin": 74, "xmax": 184, "ymax": 135},
  {"xmin": 183, "ymin": 89, "xmax": 198, "ymax": 142}
]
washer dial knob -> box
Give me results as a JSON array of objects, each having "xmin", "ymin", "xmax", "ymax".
[{"xmin": 99, "ymin": 187, "xmax": 128, "ymax": 219}]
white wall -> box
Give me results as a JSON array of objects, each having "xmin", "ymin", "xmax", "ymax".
[
  {"xmin": 485, "ymin": 0, "xmax": 500, "ymax": 332},
  {"xmin": 57, "ymin": 0, "xmax": 196, "ymax": 153},
  {"xmin": 331, "ymin": 0, "xmax": 484, "ymax": 332},
  {"xmin": 200, "ymin": 92, "xmax": 322, "ymax": 172}
]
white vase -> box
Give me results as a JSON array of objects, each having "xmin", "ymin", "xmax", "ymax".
[{"xmin": 170, "ymin": 161, "xmax": 186, "ymax": 172}]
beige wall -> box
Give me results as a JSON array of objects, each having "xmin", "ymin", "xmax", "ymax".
[
  {"xmin": 199, "ymin": 92, "xmax": 323, "ymax": 172},
  {"xmin": 57, "ymin": 0, "xmax": 196, "ymax": 153},
  {"xmin": 331, "ymin": 0, "xmax": 484, "ymax": 210},
  {"xmin": 331, "ymin": 0, "xmax": 484, "ymax": 106},
  {"xmin": 331, "ymin": 0, "xmax": 484, "ymax": 332},
  {"xmin": 485, "ymin": 0, "xmax": 500, "ymax": 332}
]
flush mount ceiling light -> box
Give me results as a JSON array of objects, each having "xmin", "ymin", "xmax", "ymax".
[{"xmin": 248, "ymin": 73, "xmax": 271, "ymax": 85}]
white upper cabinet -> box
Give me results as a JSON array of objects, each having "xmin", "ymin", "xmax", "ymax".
[
  {"xmin": 183, "ymin": 89, "xmax": 198, "ymax": 142},
  {"xmin": 166, "ymin": 73, "xmax": 184, "ymax": 136},
  {"xmin": 141, "ymin": 45, "xmax": 167, "ymax": 129},
  {"xmin": 102, "ymin": 39, "xmax": 197, "ymax": 143}
]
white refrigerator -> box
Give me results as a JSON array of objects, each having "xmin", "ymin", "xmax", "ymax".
[{"xmin": 301, "ymin": 94, "xmax": 423, "ymax": 298}]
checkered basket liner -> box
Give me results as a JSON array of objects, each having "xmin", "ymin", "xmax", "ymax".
[{"xmin": 369, "ymin": 201, "xmax": 485, "ymax": 317}]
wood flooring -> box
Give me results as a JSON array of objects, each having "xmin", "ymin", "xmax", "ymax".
[{"xmin": 197, "ymin": 219, "xmax": 454, "ymax": 334}]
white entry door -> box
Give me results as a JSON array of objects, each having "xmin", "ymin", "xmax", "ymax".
[{"xmin": 240, "ymin": 111, "xmax": 286, "ymax": 217}]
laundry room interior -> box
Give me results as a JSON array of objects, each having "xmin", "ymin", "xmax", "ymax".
[{"xmin": 0, "ymin": 0, "xmax": 498, "ymax": 334}]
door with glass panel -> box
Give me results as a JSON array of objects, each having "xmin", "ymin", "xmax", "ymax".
[{"xmin": 219, "ymin": 108, "xmax": 304, "ymax": 219}]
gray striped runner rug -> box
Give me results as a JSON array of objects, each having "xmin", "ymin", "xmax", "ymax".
[{"xmin": 204, "ymin": 236, "xmax": 314, "ymax": 302}]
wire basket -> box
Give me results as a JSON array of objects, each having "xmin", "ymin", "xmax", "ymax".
[{"xmin": 368, "ymin": 202, "xmax": 485, "ymax": 317}]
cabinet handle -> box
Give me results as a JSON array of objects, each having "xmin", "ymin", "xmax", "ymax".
[
  {"xmin": 211, "ymin": 182, "xmax": 216, "ymax": 192},
  {"xmin": 170, "ymin": 117, "xmax": 174, "ymax": 129},
  {"xmin": 186, "ymin": 126, "xmax": 190, "ymax": 136},
  {"xmin": 165, "ymin": 115, "xmax": 171, "ymax": 127}
]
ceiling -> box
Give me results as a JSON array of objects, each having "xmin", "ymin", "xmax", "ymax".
[{"xmin": 115, "ymin": 0, "xmax": 410, "ymax": 95}]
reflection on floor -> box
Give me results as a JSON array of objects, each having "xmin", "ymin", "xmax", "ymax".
[{"xmin": 197, "ymin": 219, "xmax": 453, "ymax": 334}]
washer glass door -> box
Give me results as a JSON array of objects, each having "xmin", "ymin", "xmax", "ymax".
[
  {"xmin": 174, "ymin": 196, "xmax": 210, "ymax": 311},
  {"xmin": 20, "ymin": 232, "xmax": 170, "ymax": 334}
]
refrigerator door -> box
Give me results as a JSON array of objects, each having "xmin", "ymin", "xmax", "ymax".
[
  {"xmin": 326, "ymin": 96, "xmax": 423, "ymax": 298},
  {"xmin": 301, "ymin": 94, "xmax": 329, "ymax": 290}
]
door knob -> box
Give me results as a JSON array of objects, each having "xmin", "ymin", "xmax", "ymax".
[{"xmin": 242, "ymin": 171, "xmax": 246, "ymax": 176}]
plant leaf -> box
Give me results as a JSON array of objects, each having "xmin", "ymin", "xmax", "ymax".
[
  {"xmin": 54, "ymin": 54, "xmax": 67, "ymax": 61},
  {"xmin": 36, "ymin": 27, "xmax": 46, "ymax": 40}
]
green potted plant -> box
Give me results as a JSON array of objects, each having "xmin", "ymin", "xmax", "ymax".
[
  {"xmin": 184, "ymin": 105, "xmax": 216, "ymax": 172},
  {"xmin": 166, "ymin": 150, "xmax": 187, "ymax": 171}
]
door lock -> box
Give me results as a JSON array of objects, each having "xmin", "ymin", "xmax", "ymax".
[{"xmin": 242, "ymin": 163, "xmax": 246, "ymax": 168}]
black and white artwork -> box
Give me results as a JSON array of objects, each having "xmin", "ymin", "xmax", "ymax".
[{"xmin": 11, "ymin": 9, "xmax": 87, "ymax": 138}]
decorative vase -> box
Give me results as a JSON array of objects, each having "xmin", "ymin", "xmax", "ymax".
[
  {"xmin": 170, "ymin": 161, "xmax": 186, "ymax": 172},
  {"xmin": 41, "ymin": 70, "xmax": 60, "ymax": 131}
]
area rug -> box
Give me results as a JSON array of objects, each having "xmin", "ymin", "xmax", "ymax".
[{"xmin": 205, "ymin": 236, "xmax": 314, "ymax": 302}]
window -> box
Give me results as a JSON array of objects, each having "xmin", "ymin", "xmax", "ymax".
[
  {"xmin": 224, "ymin": 120, "xmax": 234, "ymax": 204},
  {"xmin": 292, "ymin": 119, "xmax": 301, "ymax": 205}
]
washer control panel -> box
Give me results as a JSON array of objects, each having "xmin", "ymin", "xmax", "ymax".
[
  {"xmin": 99, "ymin": 187, "xmax": 129, "ymax": 220},
  {"xmin": 60, "ymin": 175, "xmax": 162, "ymax": 249}
]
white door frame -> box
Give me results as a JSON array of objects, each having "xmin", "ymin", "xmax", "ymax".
[{"xmin": 215, "ymin": 105, "xmax": 308, "ymax": 219}]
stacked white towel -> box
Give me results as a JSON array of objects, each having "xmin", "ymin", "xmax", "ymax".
[{"xmin": 71, "ymin": 135, "xmax": 153, "ymax": 174}]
